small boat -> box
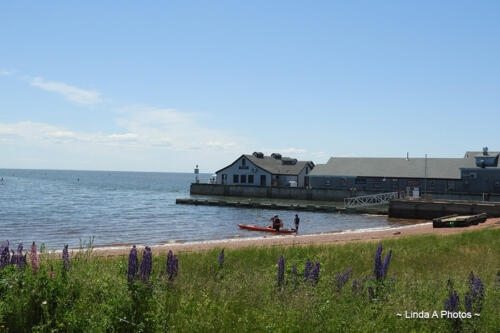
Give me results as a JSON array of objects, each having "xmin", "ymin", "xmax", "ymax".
[
  {"xmin": 432, "ymin": 213, "xmax": 487, "ymax": 228},
  {"xmin": 238, "ymin": 224, "xmax": 295, "ymax": 234}
]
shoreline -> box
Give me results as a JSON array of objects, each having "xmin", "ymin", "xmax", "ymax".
[{"xmin": 90, "ymin": 217, "xmax": 500, "ymax": 257}]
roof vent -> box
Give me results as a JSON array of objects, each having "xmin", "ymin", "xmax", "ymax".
[
  {"xmin": 483, "ymin": 147, "xmax": 489, "ymax": 156},
  {"xmin": 271, "ymin": 153, "xmax": 282, "ymax": 160},
  {"xmin": 281, "ymin": 158, "xmax": 297, "ymax": 165},
  {"xmin": 253, "ymin": 152, "xmax": 264, "ymax": 158}
]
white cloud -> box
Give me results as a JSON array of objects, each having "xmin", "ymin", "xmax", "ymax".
[
  {"xmin": 114, "ymin": 106, "xmax": 245, "ymax": 152},
  {"xmin": 0, "ymin": 106, "xmax": 251, "ymax": 171},
  {"xmin": 0, "ymin": 70, "xmax": 13, "ymax": 76},
  {"xmin": 29, "ymin": 77, "xmax": 101, "ymax": 105},
  {"xmin": 261, "ymin": 147, "xmax": 308, "ymax": 155},
  {"xmin": 108, "ymin": 133, "xmax": 139, "ymax": 140}
]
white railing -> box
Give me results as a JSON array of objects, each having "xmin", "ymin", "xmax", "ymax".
[{"xmin": 344, "ymin": 192, "xmax": 399, "ymax": 208}]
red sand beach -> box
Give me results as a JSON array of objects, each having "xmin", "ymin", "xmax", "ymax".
[{"xmin": 94, "ymin": 217, "xmax": 500, "ymax": 257}]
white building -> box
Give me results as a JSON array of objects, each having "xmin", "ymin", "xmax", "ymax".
[{"xmin": 215, "ymin": 152, "xmax": 314, "ymax": 187}]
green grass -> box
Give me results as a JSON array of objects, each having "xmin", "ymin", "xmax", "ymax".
[{"xmin": 1, "ymin": 228, "xmax": 499, "ymax": 332}]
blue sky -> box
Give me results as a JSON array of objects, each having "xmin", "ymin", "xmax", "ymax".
[{"xmin": 1, "ymin": 1, "xmax": 499, "ymax": 172}]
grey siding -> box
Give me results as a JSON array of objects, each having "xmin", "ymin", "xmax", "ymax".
[{"xmin": 216, "ymin": 156, "xmax": 271, "ymax": 186}]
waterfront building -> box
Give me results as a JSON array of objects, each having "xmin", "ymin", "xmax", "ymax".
[
  {"xmin": 308, "ymin": 148, "xmax": 500, "ymax": 196},
  {"xmin": 215, "ymin": 152, "xmax": 314, "ymax": 187}
]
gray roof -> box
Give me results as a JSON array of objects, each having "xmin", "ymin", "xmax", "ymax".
[
  {"xmin": 309, "ymin": 157, "xmax": 478, "ymax": 179},
  {"xmin": 464, "ymin": 151, "xmax": 500, "ymax": 158},
  {"xmin": 244, "ymin": 154, "xmax": 313, "ymax": 175}
]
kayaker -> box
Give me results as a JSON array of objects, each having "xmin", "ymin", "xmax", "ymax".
[
  {"xmin": 272, "ymin": 215, "xmax": 280, "ymax": 232},
  {"xmin": 293, "ymin": 214, "xmax": 300, "ymax": 234}
]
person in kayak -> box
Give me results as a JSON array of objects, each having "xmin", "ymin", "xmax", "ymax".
[
  {"xmin": 293, "ymin": 214, "xmax": 300, "ymax": 234},
  {"xmin": 271, "ymin": 215, "xmax": 281, "ymax": 232}
]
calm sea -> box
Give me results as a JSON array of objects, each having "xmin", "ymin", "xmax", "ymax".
[{"xmin": 0, "ymin": 169, "xmax": 414, "ymax": 249}]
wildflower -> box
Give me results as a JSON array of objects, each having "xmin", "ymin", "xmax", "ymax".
[
  {"xmin": 140, "ymin": 246, "xmax": 152, "ymax": 281},
  {"xmin": 10, "ymin": 250, "xmax": 17, "ymax": 265},
  {"xmin": 311, "ymin": 261, "xmax": 320, "ymax": 284},
  {"xmin": 127, "ymin": 245, "xmax": 138, "ymax": 282},
  {"xmin": 304, "ymin": 259, "xmax": 312, "ymax": 281},
  {"xmin": 374, "ymin": 244, "xmax": 383, "ymax": 280},
  {"xmin": 277, "ymin": 256, "xmax": 285, "ymax": 286},
  {"xmin": 218, "ymin": 249, "xmax": 224, "ymax": 268},
  {"xmin": 464, "ymin": 272, "xmax": 484, "ymax": 314},
  {"xmin": 62, "ymin": 244, "xmax": 70, "ymax": 271},
  {"xmin": 445, "ymin": 289, "xmax": 460, "ymax": 312},
  {"xmin": 374, "ymin": 244, "xmax": 392, "ymax": 281},
  {"xmin": 496, "ymin": 271, "xmax": 500, "ymax": 290},
  {"xmin": 291, "ymin": 264, "xmax": 298, "ymax": 276},
  {"xmin": 334, "ymin": 268, "xmax": 352, "ymax": 291},
  {"xmin": 0, "ymin": 241, "xmax": 10, "ymax": 269},
  {"xmin": 166, "ymin": 250, "xmax": 175, "ymax": 279},
  {"xmin": 382, "ymin": 250, "xmax": 392, "ymax": 277},
  {"xmin": 15, "ymin": 243, "xmax": 26, "ymax": 269},
  {"xmin": 30, "ymin": 242, "xmax": 39, "ymax": 274}
]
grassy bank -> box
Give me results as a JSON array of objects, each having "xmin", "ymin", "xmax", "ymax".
[{"xmin": 1, "ymin": 228, "xmax": 499, "ymax": 332}]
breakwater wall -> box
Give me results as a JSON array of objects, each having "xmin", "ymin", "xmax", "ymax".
[
  {"xmin": 190, "ymin": 184, "xmax": 383, "ymax": 201},
  {"xmin": 190, "ymin": 184, "xmax": 500, "ymax": 202},
  {"xmin": 176, "ymin": 198, "xmax": 387, "ymax": 215},
  {"xmin": 389, "ymin": 199, "xmax": 500, "ymax": 219}
]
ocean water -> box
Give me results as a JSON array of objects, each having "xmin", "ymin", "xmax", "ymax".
[{"xmin": 0, "ymin": 169, "xmax": 415, "ymax": 249}]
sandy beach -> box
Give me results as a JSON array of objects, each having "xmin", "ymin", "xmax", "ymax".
[{"xmin": 95, "ymin": 217, "xmax": 500, "ymax": 256}]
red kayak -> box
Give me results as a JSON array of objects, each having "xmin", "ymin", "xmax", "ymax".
[{"xmin": 238, "ymin": 224, "xmax": 295, "ymax": 234}]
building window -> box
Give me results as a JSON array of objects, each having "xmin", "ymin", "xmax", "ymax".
[
  {"xmin": 242, "ymin": 158, "xmax": 246, "ymax": 166},
  {"xmin": 241, "ymin": 175, "xmax": 247, "ymax": 183},
  {"xmin": 233, "ymin": 175, "xmax": 239, "ymax": 183},
  {"xmin": 248, "ymin": 175, "xmax": 254, "ymax": 184},
  {"xmin": 495, "ymin": 180, "xmax": 500, "ymax": 187}
]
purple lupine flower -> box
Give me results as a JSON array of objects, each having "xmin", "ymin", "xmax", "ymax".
[
  {"xmin": 291, "ymin": 264, "xmax": 298, "ymax": 276},
  {"xmin": 0, "ymin": 241, "xmax": 9, "ymax": 269},
  {"xmin": 382, "ymin": 250, "xmax": 392, "ymax": 278},
  {"xmin": 445, "ymin": 289, "xmax": 460, "ymax": 312},
  {"xmin": 30, "ymin": 242, "xmax": 39, "ymax": 274},
  {"xmin": 127, "ymin": 245, "xmax": 138, "ymax": 282},
  {"xmin": 62, "ymin": 244, "xmax": 70, "ymax": 271},
  {"xmin": 311, "ymin": 261, "xmax": 320, "ymax": 284},
  {"xmin": 218, "ymin": 249, "xmax": 225, "ymax": 268},
  {"xmin": 304, "ymin": 259, "xmax": 312, "ymax": 281},
  {"xmin": 10, "ymin": 250, "xmax": 17, "ymax": 265},
  {"xmin": 374, "ymin": 244, "xmax": 384, "ymax": 281},
  {"xmin": 166, "ymin": 250, "xmax": 175, "ymax": 279},
  {"xmin": 277, "ymin": 256, "xmax": 285, "ymax": 286},
  {"xmin": 334, "ymin": 268, "xmax": 352, "ymax": 291},
  {"xmin": 140, "ymin": 246, "xmax": 153, "ymax": 281},
  {"xmin": 464, "ymin": 273, "xmax": 484, "ymax": 313},
  {"xmin": 16, "ymin": 243, "xmax": 26, "ymax": 269},
  {"xmin": 496, "ymin": 271, "xmax": 500, "ymax": 290}
]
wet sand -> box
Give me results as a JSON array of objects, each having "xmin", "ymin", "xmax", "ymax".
[{"xmin": 93, "ymin": 217, "xmax": 500, "ymax": 257}]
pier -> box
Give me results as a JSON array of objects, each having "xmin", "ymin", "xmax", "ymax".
[
  {"xmin": 389, "ymin": 199, "xmax": 500, "ymax": 219},
  {"xmin": 175, "ymin": 198, "xmax": 388, "ymax": 215}
]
